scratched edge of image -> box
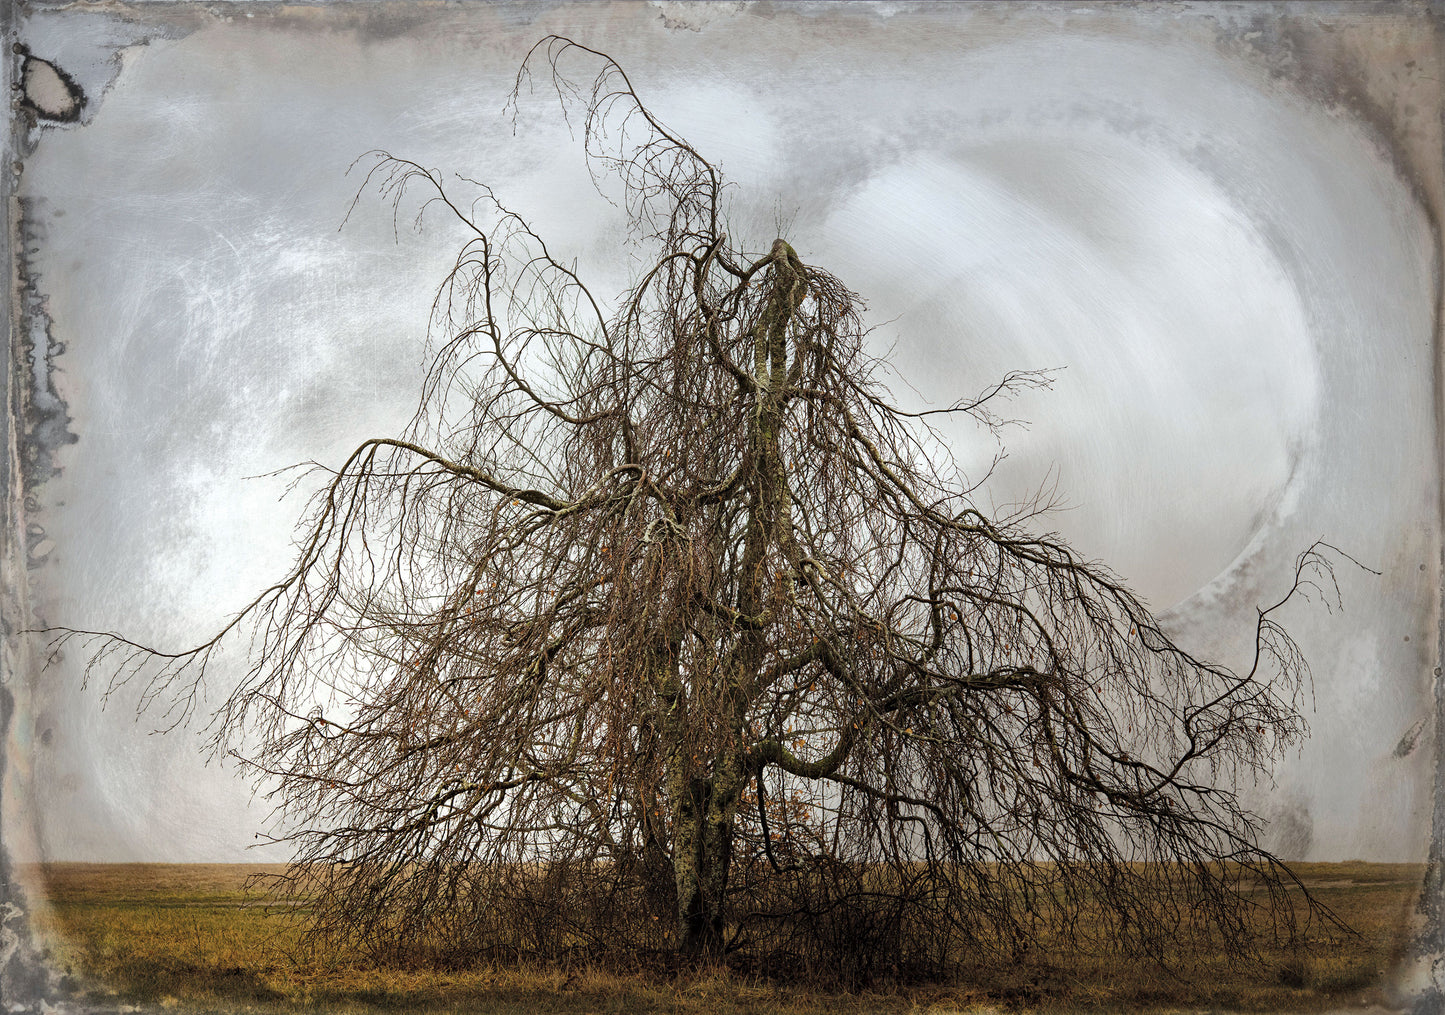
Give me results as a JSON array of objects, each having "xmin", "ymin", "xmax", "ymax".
[
  {"xmin": 1419, "ymin": 0, "xmax": 1445, "ymax": 1005},
  {"xmin": 0, "ymin": 2, "xmax": 1438, "ymax": 1014},
  {"xmin": 2, "ymin": 0, "xmax": 72, "ymax": 1009},
  {"xmin": 1, "ymin": 0, "xmax": 46, "ymax": 1010},
  {"xmin": 1, "ymin": 0, "xmax": 55, "ymax": 1009}
]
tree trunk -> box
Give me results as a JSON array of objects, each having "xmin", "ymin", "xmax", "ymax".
[
  {"xmin": 671, "ymin": 767, "xmax": 741, "ymax": 955},
  {"xmin": 668, "ymin": 241, "xmax": 803, "ymax": 957}
]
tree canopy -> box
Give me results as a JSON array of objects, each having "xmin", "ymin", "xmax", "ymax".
[{"xmin": 63, "ymin": 37, "xmax": 1345, "ymax": 980}]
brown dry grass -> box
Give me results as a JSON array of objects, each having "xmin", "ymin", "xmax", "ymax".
[{"xmin": 23, "ymin": 861, "xmax": 1423, "ymax": 1014}]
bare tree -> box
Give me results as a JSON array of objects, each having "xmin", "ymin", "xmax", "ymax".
[{"xmin": 59, "ymin": 38, "xmax": 1346, "ymax": 975}]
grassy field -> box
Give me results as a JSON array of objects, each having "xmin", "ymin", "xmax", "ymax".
[{"xmin": 22, "ymin": 861, "xmax": 1424, "ymax": 1014}]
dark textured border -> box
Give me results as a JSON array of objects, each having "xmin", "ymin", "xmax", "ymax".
[{"xmin": 0, "ymin": 4, "xmax": 1439, "ymax": 1013}]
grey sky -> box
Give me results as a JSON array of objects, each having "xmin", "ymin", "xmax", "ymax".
[{"xmin": 8, "ymin": 2, "xmax": 1440, "ymax": 864}]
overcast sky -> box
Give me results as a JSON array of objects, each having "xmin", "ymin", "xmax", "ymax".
[{"xmin": 10, "ymin": 2, "xmax": 1439, "ymax": 863}]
